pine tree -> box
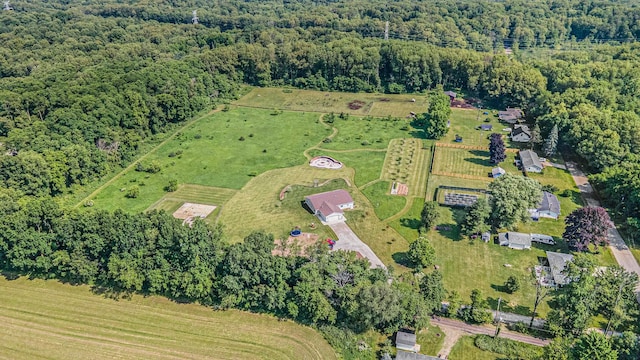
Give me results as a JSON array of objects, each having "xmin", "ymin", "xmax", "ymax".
[
  {"xmin": 489, "ymin": 133, "xmax": 506, "ymax": 164},
  {"xmin": 543, "ymin": 124, "xmax": 558, "ymax": 157},
  {"xmin": 531, "ymin": 123, "xmax": 542, "ymax": 149}
]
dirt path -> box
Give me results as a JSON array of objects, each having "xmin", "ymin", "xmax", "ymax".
[
  {"xmin": 432, "ymin": 317, "xmax": 550, "ymax": 357},
  {"xmin": 565, "ymin": 161, "xmax": 640, "ymax": 298},
  {"xmin": 74, "ymin": 108, "xmax": 220, "ymax": 208}
]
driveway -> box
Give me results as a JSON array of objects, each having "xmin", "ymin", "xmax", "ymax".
[
  {"xmin": 328, "ymin": 222, "xmax": 386, "ymax": 269},
  {"xmin": 566, "ymin": 161, "xmax": 640, "ymax": 297}
]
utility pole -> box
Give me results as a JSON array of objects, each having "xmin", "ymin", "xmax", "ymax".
[
  {"xmin": 384, "ymin": 21, "xmax": 389, "ymax": 40},
  {"xmin": 192, "ymin": 10, "xmax": 199, "ymax": 25},
  {"xmin": 494, "ymin": 297, "xmax": 502, "ymax": 337}
]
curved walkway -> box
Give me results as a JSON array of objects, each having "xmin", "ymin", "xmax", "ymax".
[{"xmin": 565, "ymin": 161, "xmax": 640, "ymax": 298}]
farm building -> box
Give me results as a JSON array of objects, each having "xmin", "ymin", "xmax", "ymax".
[
  {"xmin": 443, "ymin": 192, "xmax": 478, "ymax": 207},
  {"xmin": 498, "ymin": 108, "xmax": 524, "ymax": 124},
  {"xmin": 498, "ymin": 232, "xmax": 532, "ymax": 250},
  {"xmin": 511, "ymin": 124, "xmax": 532, "ymax": 142},
  {"xmin": 519, "ymin": 150, "xmax": 543, "ymax": 173},
  {"xmin": 395, "ymin": 330, "xmax": 419, "ymax": 353},
  {"xmin": 530, "ymin": 191, "xmax": 560, "ymax": 220},
  {"xmin": 546, "ymin": 251, "xmax": 574, "ymax": 287},
  {"xmin": 304, "ymin": 189, "xmax": 354, "ymax": 223},
  {"xmin": 491, "ymin": 167, "xmax": 506, "ymax": 178},
  {"xmin": 480, "ymin": 124, "xmax": 493, "ymax": 131}
]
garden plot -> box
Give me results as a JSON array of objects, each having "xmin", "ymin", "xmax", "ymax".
[{"xmin": 381, "ymin": 138, "xmax": 429, "ymax": 197}]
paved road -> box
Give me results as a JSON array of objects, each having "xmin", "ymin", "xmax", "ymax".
[
  {"xmin": 328, "ymin": 222, "xmax": 386, "ymax": 269},
  {"xmin": 565, "ymin": 162, "xmax": 640, "ymax": 296},
  {"xmin": 432, "ymin": 317, "xmax": 550, "ymax": 348}
]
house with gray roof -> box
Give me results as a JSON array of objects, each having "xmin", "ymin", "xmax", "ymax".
[
  {"xmin": 546, "ymin": 251, "xmax": 574, "ymax": 287},
  {"xmin": 498, "ymin": 232, "xmax": 532, "ymax": 250},
  {"xmin": 511, "ymin": 124, "xmax": 532, "ymax": 142},
  {"xmin": 396, "ymin": 351, "xmax": 441, "ymax": 360},
  {"xmin": 305, "ymin": 190, "xmax": 354, "ymax": 223},
  {"xmin": 519, "ymin": 150, "xmax": 543, "ymax": 173},
  {"xmin": 498, "ymin": 108, "xmax": 524, "ymax": 124},
  {"xmin": 530, "ymin": 191, "xmax": 560, "ymax": 219}
]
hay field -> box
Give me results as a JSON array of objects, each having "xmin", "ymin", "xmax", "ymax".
[
  {"xmin": 234, "ymin": 87, "xmax": 428, "ymax": 118},
  {"xmin": 0, "ymin": 277, "xmax": 336, "ymax": 360}
]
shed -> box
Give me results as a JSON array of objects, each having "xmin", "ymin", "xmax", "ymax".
[
  {"xmin": 444, "ymin": 90, "xmax": 457, "ymax": 102},
  {"xmin": 519, "ymin": 150, "xmax": 543, "ymax": 173},
  {"xmin": 481, "ymin": 232, "xmax": 491, "ymax": 242},
  {"xmin": 498, "ymin": 108, "xmax": 524, "ymax": 124},
  {"xmin": 546, "ymin": 251, "xmax": 574, "ymax": 286},
  {"xmin": 480, "ymin": 124, "xmax": 493, "ymax": 131},
  {"xmin": 395, "ymin": 330, "xmax": 419, "ymax": 353},
  {"xmin": 304, "ymin": 190, "xmax": 354, "ymax": 223},
  {"xmin": 498, "ymin": 232, "xmax": 532, "ymax": 250},
  {"xmin": 491, "ymin": 167, "xmax": 506, "ymax": 178}
]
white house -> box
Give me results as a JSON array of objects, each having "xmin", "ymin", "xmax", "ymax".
[
  {"xmin": 305, "ymin": 189, "xmax": 354, "ymax": 223},
  {"xmin": 519, "ymin": 150, "xmax": 543, "ymax": 173},
  {"xmin": 498, "ymin": 232, "xmax": 532, "ymax": 250},
  {"xmin": 511, "ymin": 124, "xmax": 532, "ymax": 142},
  {"xmin": 530, "ymin": 191, "xmax": 560, "ymax": 220}
]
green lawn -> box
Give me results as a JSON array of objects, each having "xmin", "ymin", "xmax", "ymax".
[
  {"xmin": 307, "ymin": 149, "xmax": 386, "ymax": 188},
  {"xmin": 318, "ymin": 115, "xmax": 417, "ymax": 150},
  {"xmin": 426, "ymin": 174, "xmax": 491, "ymax": 201},
  {"xmin": 88, "ymin": 108, "xmax": 329, "ymax": 213},
  {"xmin": 417, "ymin": 324, "xmax": 446, "ymax": 357},
  {"xmin": 449, "ymin": 336, "xmax": 503, "ymax": 360},
  {"xmin": 361, "ymin": 181, "xmax": 407, "ymax": 220},
  {"xmin": 441, "ymin": 109, "xmax": 512, "ymax": 148},
  {"xmin": 0, "ymin": 277, "xmax": 336, "ymax": 360},
  {"xmin": 432, "ymin": 147, "xmax": 519, "ymax": 178},
  {"xmin": 234, "ymin": 87, "xmax": 429, "ymax": 118}
]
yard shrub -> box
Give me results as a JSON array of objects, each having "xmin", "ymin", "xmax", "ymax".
[
  {"xmin": 474, "ymin": 335, "xmax": 543, "ymax": 359},
  {"xmin": 504, "ymin": 275, "xmax": 521, "ymax": 293}
]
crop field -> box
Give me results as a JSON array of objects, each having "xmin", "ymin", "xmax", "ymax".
[
  {"xmin": 0, "ymin": 277, "xmax": 336, "ymax": 360},
  {"xmin": 234, "ymin": 87, "xmax": 428, "ymax": 117},
  {"xmin": 88, "ymin": 108, "xmax": 329, "ymax": 213}
]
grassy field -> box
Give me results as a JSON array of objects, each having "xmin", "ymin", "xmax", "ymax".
[
  {"xmin": 361, "ymin": 181, "xmax": 407, "ymax": 221},
  {"xmin": 146, "ymin": 184, "xmax": 238, "ymax": 221},
  {"xmin": 88, "ymin": 108, "xmax": 328, "ymax": 212},
  {"xmin": 307, "ymin": 149, "xmax": 386, "ymax": 188},
  {"xmin": 234, "ymin": 87, "xmax": 428, "ymax": 118},
  {"xmin": 0, "ymin": 277, "xmax": 336, "ymax": 360},
  {"xmin": 426, "ymin": 174, "xmax": 492, "ymax": 201},
  {"xmin": 417, "ymin": 324, "xmax": 446, "ymax": 357},
  {"xmin": 431, "ymin": 147, "xmax": 519, "ymax": 179},
  {"xmin": 441, "ymin": 108, "xmax": 510, "ymax": 147},
  {"xmin": 318, "ymin": 116, "xmax": 417, "ymax": 151},
  {"xmin": 448, "ymin": 336, "xmax": 504, "ymax": 360}
]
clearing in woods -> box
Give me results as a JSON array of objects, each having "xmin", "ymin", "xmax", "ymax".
[
  {"xmin": 0, "ymin": 276, "xmax": 336, "ymax": 360},
  {"xmin": 233, "ymin": 87, "xmax": 428, "ymax": 117},
  {"xmin": 146, "ymin": 184, "xmax": 237, "ymax": 222}
]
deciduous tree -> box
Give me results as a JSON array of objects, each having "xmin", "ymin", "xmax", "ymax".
[
  {"xmin": 563, "ymin": 206, "xmax": 613, "ymax": 251},
  {"xmin": 572, "ymin": 332, "xmax": 617, "ymax": 360},
  {"xmin": 460, "ymin": 197, "xmax": 491, "ymax": 236},
  {"xmin": 423, "ymin": 91, "xmax": 451, "ymax": 139},
  {"xmin": 408, "ymin": 236, "xmax": 436, "ymax": 269},
  {"xmin": 488, "ymin": 174, "xmax": 542, "ymax": 229},
  {"xmin": 420, "ymin": 201, "xmax": 439, "ymax": 232}
]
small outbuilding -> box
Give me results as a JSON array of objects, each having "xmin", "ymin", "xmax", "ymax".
[
  {"xmin": 519, "ymin": 150, "xmax": 543, "ymax": 173},
  {"xmin": 395, "ymin": 330, "xmax": 419, "ymax": 353},
  {"xmin": 498, "ymin": 232, "xmax": 532, "ymax": 250},
  {"xmin": 480, "ymin": 124, "xmax": 493, "ymax": 131},
  {"xmin": 444, "ymin": 90, "xmax": 457, "ymax": 102},
  {"xmin": 305, "ymin": 190, "xmax": 354, "ymax": 223},
  {"xmin": 481, "ymin": 232, "xmax": 491, "ymax": 242},
  {"xmin": 498, "ymin": 108, "xmax": 524, "ymax": 124},
  {"xmin": 491, "ymin": 167, "xmax": 506, "ymax": 178}
]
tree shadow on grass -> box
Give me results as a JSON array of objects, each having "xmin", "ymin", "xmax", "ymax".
[
  {"xmin": 490, "ymin": 283, "xmax": 509, "ymax": 293},
  {"xmin": 91, "ymin": 285, "xmax": 132, "ymax": 301},
  {"xmin": 464, "ymin": 157, "xmax": 491, "ymax": 167},
  {"xmin": 469, "ymin": 150, "xmax": 490, "ymax": 157},
  {"xmin": 392, "ymin": 252, "xmax": 413, "ymax": 267},
  {"xmin": 400, "ymin": 217, "xmax": 421, "ymax": 230},
  {"xmin": 435, "ymin": 222, "xmax": 462, "ymax": 241},
  {"xmin": 487, "ymin": 296, "xmax": 532, "ymax": 317},
  {"xmin": 1, "ymin": 270, "xmax": 19, "ymax": 281}
]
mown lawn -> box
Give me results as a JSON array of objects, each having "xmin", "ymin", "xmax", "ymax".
[
  {"xmin": 88, "ymin": 108, "xmax": 329, "ymax": 213},
  {"xmin": 318, "ymin": 115, "xmax": 417, "ymax": 151},
  {"xmin": 233, "ymin": 87, "xmax": 429, "ymax": 118},
  {"xmin": 307, "ymin": 149, "xmax": 386, "ymax": 188},
  {"xmin": 431, "ymin": 147, "xmax": 519, "ymax": 178},
  {"xmin": 361, "ymin": 181, "xmax": 407, "ymax": 220},
  {"xmin": 449, "ymin": 336, "xmax": 503, "ymax": 360},
  {"xmin": 417, "ymin": 324, "xmax": 446, "ymax": 357},
  {"xmin": 441, "ymin": 108, "xmax": 512, "ymax": 148},
  {"xmin": 426, "ymin": 174, "xmax": 492, "ymax": 201},
  {"xmin": 0, "ymin": 277, "xmax": 336, "ymax": 360}
]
